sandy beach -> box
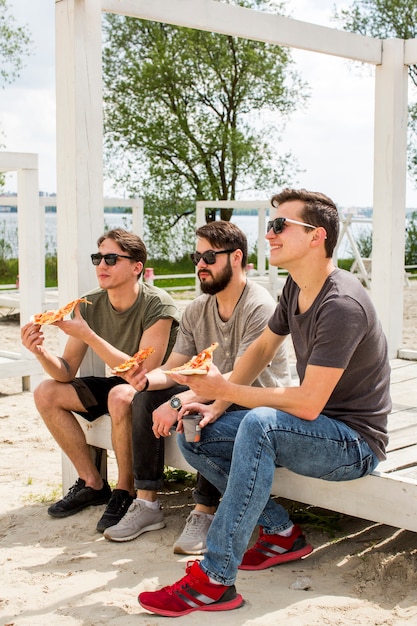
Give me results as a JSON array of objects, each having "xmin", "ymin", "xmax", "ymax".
[{"xmin": 0, "ymin": 284, "xmax": 416, "ymax": 625}]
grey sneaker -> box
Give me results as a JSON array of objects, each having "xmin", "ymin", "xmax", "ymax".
[
  {"xmin": 104, "ymin": 499, "xmax": 165, "ymax": 542},
  {"xmin": 173, "ymin": 511, "xmax": 213, "ymax": 555}
]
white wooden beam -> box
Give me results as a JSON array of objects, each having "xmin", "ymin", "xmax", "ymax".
[
  {"xmin": 101, "ymin": 0, "xmax": 382, "ymax": 64},
  {"xmin": 371, "ymin": 39, "xmax": 408, "ymax": 358},
  {"xmin": 0, "ymin": 152, "xmax": 38, "ymax": 172}
]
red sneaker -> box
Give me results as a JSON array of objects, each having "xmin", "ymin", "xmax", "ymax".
[
  {"xmin": 138, "ymin": 560, "xmax": 244, "ymax": 617},
  {"xmin": 239, "ymin": 524, "xmax": 313, "ymax": 571}
]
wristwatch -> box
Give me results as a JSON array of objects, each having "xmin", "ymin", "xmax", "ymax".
[{"xmin": 169, "ymin": 396, "xmax": 182, "ymax": 411}]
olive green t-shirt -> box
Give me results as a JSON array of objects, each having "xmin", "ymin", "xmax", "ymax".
[{"xmin": 78, "ymin": 281, "xmax": 180, "ymax": 363}]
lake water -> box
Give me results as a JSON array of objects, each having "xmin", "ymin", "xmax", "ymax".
[{"xmin": 0, "ymin": 211, "xmax": 367, "ymax": 259}]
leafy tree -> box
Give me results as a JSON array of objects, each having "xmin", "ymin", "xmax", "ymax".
[
  {"xmin": 0, "ymin": 0, "xmax": 32, "ymax": 88},
  {"xmin": 0, "ymin": 0, "xmax": 32, "ymax": 189},
  {"xmin": 405, "ymin": 211, "xmax": 417, "ymax": 265},
  {"xmin": 354, "ymin": 227, "xmax": 373, "ymax": 258},
  {"xmin": 333, "ymin": 0, "xmax": 417, "ymax": 182},
  {"xmin": 102, "ymin": 0, "xmax": 308, "ymax": 253}
]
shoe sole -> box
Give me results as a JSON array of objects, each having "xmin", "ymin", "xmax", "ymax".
[
  {"xmin": 238, "ymin": 543, "xmax": 313, "ymax": 570},
  {"xmin": 104, "ymin": 520, "xmax": 166, "ymax": 542},
  {"xmin": 173, "ymin": 545, "xmax": 207, "ymax": 555},
  {"xmin": 139, "ymin": 594, "xmax": 244, "ymax": 616},
  {"xmin": 48, "ymin": 497, "xmax": 111, "ymax": 519}
]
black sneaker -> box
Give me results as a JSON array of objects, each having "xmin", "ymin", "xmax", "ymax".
[
  {"xmin": 96, "ymin": 489, "xmax": 134, "ymax": 533},
  {"xmin": 48, "ymin": 478, "xmax": 111, "ymax": 518}
]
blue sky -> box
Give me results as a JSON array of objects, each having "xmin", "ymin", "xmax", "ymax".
[{"xmin": 1, "ymin": 0, "xmax": 417, "ymax": 209}]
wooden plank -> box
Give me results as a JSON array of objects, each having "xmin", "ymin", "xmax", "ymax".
[
  {"xmin": 60, "ymin": 357, "xmax": 417, "ymax": 534},
  {"xmin": 390, "ymin": 359, "xmax": 417, "ymax": 381},
  {"xmin": 273, "ymin": 468, "xmax": 417, "ymax": 533},
  {"xmin": 379, "ymin": 445, "xmax": 417, "ymax": 472}
]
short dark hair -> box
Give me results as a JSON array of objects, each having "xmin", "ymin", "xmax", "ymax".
[
  {"xmin": 196, "ymin": 220, "xmax": 248, "ymax": 268},
  {"xmin": 271, "ymin": 188, "xmax": 339, "ymax": 257},
  {"xmin": 97, "ymin": 229, "xmax": 147, "ymax": 274}
]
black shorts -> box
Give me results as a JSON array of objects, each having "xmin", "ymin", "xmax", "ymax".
[{"xmin": 70, "ymin": 376, "xmax": 128, "ymax": 422}]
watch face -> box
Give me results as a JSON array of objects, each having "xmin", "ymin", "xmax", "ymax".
[{"xmin": 170, "ymin": 396, "xmax": 182, "ymax": 410}]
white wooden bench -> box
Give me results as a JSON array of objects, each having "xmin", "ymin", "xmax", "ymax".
[{"xmin": 62, "ymin": 358, "xmax": 417, "ymax": 533}]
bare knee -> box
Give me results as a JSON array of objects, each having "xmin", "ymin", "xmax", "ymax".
[
  {"xmin": 108, "ymin": 385, "xmax": 135, "ymax": 424},
  {"xmin": 33, "ymin": 379, "xmax": 81, "ymax": 420},
  {"xmin": 34, "ymin": 379, "xmax": 62, "ymax": 413}
]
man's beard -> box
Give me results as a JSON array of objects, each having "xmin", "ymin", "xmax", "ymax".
[{"xmin": 199, "ymin": 260, "xmax": 233, "ymax": 295}]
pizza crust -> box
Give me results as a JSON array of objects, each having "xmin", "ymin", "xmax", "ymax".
[
  {"xmin": 165, "ymin": 342, "xmax": 218, "ymax": 376},
  {"xmin": 113, "ymin": 347, "xmax": 155, "ymax": 373},
  {"xmin": 30, "ymin": 298, "xmax": 92, "ymax": 325},
  {"xmin": 165, "ymin": 368, "xmax": 208, "ymax": 376}
]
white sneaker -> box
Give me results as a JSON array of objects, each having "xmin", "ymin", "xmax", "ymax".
[
  {"xmin": 173, "ymin": 511, "xmax": 213, "ymax": 555},
  {"xmin": 104, "ymin": 500, "xmax": 165, "ymax": 543}
]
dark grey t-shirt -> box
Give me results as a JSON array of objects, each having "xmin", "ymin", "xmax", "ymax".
[{"xmin": 268, "ymin": 268, "xmax": 391, "ymax": 460}]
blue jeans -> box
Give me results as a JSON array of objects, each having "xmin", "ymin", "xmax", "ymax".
[{"xmin": 178, "ymin": 407, "xmax": 379, "ymax": 586}]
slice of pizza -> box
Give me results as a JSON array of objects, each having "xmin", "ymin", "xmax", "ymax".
[
  {"xmin": 30, "ymin": 298, "xmax": 92, "ymax": 325},
  {"xmin": 165, "ymin": 342, "xmax": 218, "ymax": 376},
  {"xmin": 113, "ymin": 347, "xmax": 155, "ymax": 373}
]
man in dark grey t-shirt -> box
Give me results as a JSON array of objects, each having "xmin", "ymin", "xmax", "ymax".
[{"xmin": 138, "ymin": 188, "xmax": 391, "ymax": 618}]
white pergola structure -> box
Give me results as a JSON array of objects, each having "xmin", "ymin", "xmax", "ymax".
[{"xmin": 55, "ymin": 0, "xmax": 415, "ymax": 359}]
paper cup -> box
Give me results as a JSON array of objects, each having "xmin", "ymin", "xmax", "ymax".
[{"xmin": 182, "ymin": 413, "xmax": 203, "ymax": 442}]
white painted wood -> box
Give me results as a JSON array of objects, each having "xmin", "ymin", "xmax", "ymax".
[
  {"xmin": 58, "ymin": 1, "xmax": 412, "ymax": 364},
  {"xmin": 0, "ymin": 152, "xmax": 39, "ymax": 171},
  {"xmin": 60, "ymin": 357, "xmax": 417, "ymax": 530},
  {"xmin": 55, "ymin": 0, "xmax": 104, "ymax": 323},
  {"xmin": 404, "ymin": 38, "xmax": 417, "ymax": 65},
  {"xmin": 62, "ymin": 412, "xmax": 195, "ymax": 492},
  {"xmin": 101, "ymin": 0, "xmax": 382, "ymax": 64},
  {"xmin": 0, "ymin": 152, "xmax": 44, "ymax": 390},
  {"xmin": 61, "ymin": 409, "xmax": 417, "ymax": 533},
  {"xmin": 272, "ymin": 468, "xmax": 417, "ymax": 533},
  {"xmin": 371, "ymin": 39, "xmax": 408, "ymax": 359}
]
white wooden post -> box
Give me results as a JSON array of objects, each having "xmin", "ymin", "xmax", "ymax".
[
  {"xmin": 0, "ymin": 152, "xmax": 44, "ymax": 391},
  {"xmin": 371, "ymin": 39, "xmax": 408, "ymax": 358},
  {"xmin": 55, "ymin": 0, "xmax": 104, "ymax": 357}
]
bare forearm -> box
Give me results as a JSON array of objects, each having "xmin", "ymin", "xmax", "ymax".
[
  {"xmin": 83, "ymin": 329, "xmax": 130, "ymax": 369},
  {"xmin": 35, "ymin": 350, "xmax": 75, "ymax": 382}
]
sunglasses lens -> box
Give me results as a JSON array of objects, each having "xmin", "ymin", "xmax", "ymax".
[
  {"xmin": 267, "ymin": 218, "xmax": 285, "ymax": 234},
  {"xmin": 91, "ymin": 253, "xmax": 119, "ymax": 266},
  {"xmin": 203, "ymin": 251, "xmax": 216, "ymax": 264},
  {"xmin": 190, "ymin": 251, "xmax": 217, "ymax": 265}
]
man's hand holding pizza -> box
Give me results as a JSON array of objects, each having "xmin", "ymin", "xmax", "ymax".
[
  {"xmin": 53, "ymin": 303, "xmax": 94, "ymax": 342},
  {"xmin": 21, "ymin": 320, "xmax": 46, "ymax": 357},
  {"xmin": 167, "ymin": 362, "xmax": 226, "ymax": 401}
]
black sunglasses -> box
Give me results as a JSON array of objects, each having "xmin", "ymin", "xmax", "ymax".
[
  {"xmin": 266, "ymin": 217, "xmax": 317, "ymax": 234},
  {"xmin": 91, "ymin": 253, "xmax": 135, "ymax": 266},
  {"xmin": 190, "ymin": 248, "xmax": 236, "ymax": 266}
]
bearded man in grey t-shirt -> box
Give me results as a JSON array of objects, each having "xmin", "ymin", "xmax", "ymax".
[{"xmin": 104, "ymin": 220, "xmax": 292, "ymax": 550}]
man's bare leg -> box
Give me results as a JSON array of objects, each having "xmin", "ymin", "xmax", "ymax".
[
  {"xmin": 34, "ymin": 379, "xmax": 111, "ymax": 518},
  {"xmin": 107, "ymin": 384, "xmax": 136, "ymax": 495}
]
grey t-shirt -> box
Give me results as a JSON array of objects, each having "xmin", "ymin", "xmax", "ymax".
[
  {"xmin": 268, "ymin": 268, "xmax": 391, "ymax": 460},
  {"xmin": 174, "ymin": 279, "xmax": 292, "ymax": 388},
  {"xmin": 78, "ymin": 282, "xmax": 180, "ymax": 363}
]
